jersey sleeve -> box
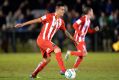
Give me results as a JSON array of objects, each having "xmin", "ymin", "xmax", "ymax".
[
  {"xmin": 73, "ymin": 16, "xmax": 85, "ymax": 34},
  {"xmin": 88, "ymin": 27, "xmax": 96, "ymax": 34},
  {"xmin": 60, "ymin": 19, "xmax": 66, "ymax": 31},
  {"xmin": 40, "ymin": 14, "xmax": 50, "ymax": 23}
]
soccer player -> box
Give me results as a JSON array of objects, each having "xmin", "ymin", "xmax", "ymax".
[
  {"xmin": 15, "ymin": 2, "xmax": 73, "ymax": 79},
  {"xmin": 65, "ymin": 7, "xmax": 99, "ymax": 71}
]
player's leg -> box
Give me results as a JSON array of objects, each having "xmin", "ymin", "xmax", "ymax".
[
  {"xmin": 37, "ymin": 39, "xmax": 66, "ymax": 74},
  {"xmin": 65, "ymin": 42, "xmax": 86, "ymax": 60},
  {"xmin": 73, "ymin": 42, "xmax": 87, "ymax": 70},
  {"xmin": 31, "ymin": 39, "xmax": 51, "ymax": 78},
  {"xmin": 65, "ymin": 50, "xmax": 84, "ymax": 60},
  {"xmin": 54, "ymin": 47, "xmax": 66, "ymax": 75},
  {"xmin": 73, "ymin": 56, "xmax": 83, "ymax": 70},
  {"xmin": 31, "ymin": 57, "xmax": 51, "ymax": 78},
  {"xmin": 40, "ymin": 40, "xmax": 66, "ymax": 74}
]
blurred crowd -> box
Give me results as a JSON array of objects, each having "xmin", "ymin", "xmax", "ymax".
[{"xmin": 0, "ymin": 0, "xmax": 119, "ymax": 52}]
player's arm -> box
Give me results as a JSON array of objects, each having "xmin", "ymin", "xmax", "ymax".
[
  {"xmin": 64, "ymin": 30, "xmax": 79, "ymax": 44},
  {"xmin": 15, "ymin": 18, "xmax": 42, "ymax": 28},
  {"xmin": 73, "ymin": 23, "xmax": 82, "ymax": 34},
  {"xmin": 64, "ymin": 30, "xmax": 74, "ymax": 41},
  {"xmin": 73, "ymin": 18, "xmax": 84, "ymax": 35},
  {"xmin": 88, "ymin": 26, "xmax": 99, "ymax": 34},
  {"xmin": 15, "ymin": 14, "xmax": 49, "ymax": 28},
  {"xmin": 60, "ymin": 20, "xmax": 74, "ymax": 41},
  {"xmin": 60, "ymin": 22, "xmax": 79, "ymax": 44}
]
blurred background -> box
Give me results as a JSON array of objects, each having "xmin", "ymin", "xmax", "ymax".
[{"xmin": 0, "ymin": 0, "xmax": 119, "ymax": 53}]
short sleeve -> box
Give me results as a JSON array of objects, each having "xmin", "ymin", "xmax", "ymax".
[
  {"xmin": 40, "ymin": 14, "xmax": 51, "ymax": 23},
  {"xmin": 76, "ymin": 16, "xmax": 85, "ymax": 24},
  {"xmin": 60, "ymin": 19, "xmax": 66, "ymax": 31},
  {"xmin": 76, "ymin": 19, "xmax": 81, "ymax": 24},
  {"xmin": 88, "ymin": 27, "xmax": 96, "ymax": 34},
  {"xmin": 73, "ymin": 16, "xmax": 85, "ymax": 29}
]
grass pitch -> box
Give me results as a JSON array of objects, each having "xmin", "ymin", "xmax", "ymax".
[{"xmin": 0, "ymin": 52, "xmax": 119, "ymax": 80}]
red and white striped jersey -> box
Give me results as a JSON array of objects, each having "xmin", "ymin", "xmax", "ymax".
[
  {"xmin": 38, "ymin": 13, "xmax": 66, "ymax": 41},
  {"xmin": 73, "ymin": 15, "xmax": 95, "ymax": 42}
]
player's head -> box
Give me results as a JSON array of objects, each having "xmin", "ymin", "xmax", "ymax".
[
  {"xmin": 83, "ymin": 7, "xmax": 94, "ymax": 19},
  {"xmin": 55, "ymin": 2, "xmax": 65, "ymax": 17}
]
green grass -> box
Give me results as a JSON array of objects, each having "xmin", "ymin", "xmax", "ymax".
[{"xmin": 0, "ymin": 52, "xmax": 119, "ymax": 80}]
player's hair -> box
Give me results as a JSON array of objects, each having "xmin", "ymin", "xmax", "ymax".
[
  {"xmin": 83, "ymin": 7, "xmax": 92, "ymax": 14},
  {"xmin": 56, "ymin": 1, "xmax": 65, "ymax": 7}
]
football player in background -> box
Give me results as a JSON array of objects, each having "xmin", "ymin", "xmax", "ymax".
[{"xmin": 65, "ymin": 7, "xmax": 99, "ymax": 71}]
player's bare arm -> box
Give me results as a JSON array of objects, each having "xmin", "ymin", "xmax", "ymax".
[
  {"xmin": 88, "ymin": 26, "xmax": 100, "ymax": 33},
  {"xmin": 65, "ymin": 30, "xmax": 79, "ymax": 45},
  {"xmin": 64, "ymin": 30, "xmax": 79, "ymax": 44},
  {"xmin": 15, "ymin": 18, "xmax": 41, "ymax": 28},
  {"xmin": 65, "ymin": 30, "xmax": 74, "ymax": 41}
]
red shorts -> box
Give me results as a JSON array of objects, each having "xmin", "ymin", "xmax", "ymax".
[
  {"xmin": 37, "ymin": 38, "xmax": 57, "ymax": 58},
  {"xmin": 75, "ymin": 41, "xmax": 87, "ymax": 55}
]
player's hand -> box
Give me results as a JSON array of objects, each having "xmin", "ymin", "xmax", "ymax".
[
  {"xmin": 94, "ymin": 26, "xmax": 99, "ymax": 31},
  {"xmin": 15, "ymin": 23, "xmax": 23, "ymax": 28}
]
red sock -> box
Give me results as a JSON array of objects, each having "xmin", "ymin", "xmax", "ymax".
[
  {"xmin": 32, "ymin": 60, "xmax": 50, "ymax": 77},
  {"xmin": 55, "ymin": 52, "xmax": 66, "ymax": 72},
  {"xmin": 71, "ymin": 51, "xmax": 84, "ymax": 56},
  {"xmin": 73, "ymin": 56, "xmax": 83, "ymax": 68}
]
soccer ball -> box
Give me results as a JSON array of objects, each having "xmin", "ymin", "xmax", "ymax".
[{"xmin": 65, "ymin": 69, "xmax": 76, "ymax": 79}]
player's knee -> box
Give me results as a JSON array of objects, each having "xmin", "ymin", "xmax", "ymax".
[
  {"xmin": 54, "ymin": 47, "xmax": 61, "ymax": 53},
  {"xmin": 79, "ymin": 56, "xmax": 83, "ymax": 59},
  {"xmin": 83, "ymin": 52, "xmax": 87, "ymax": 57},
  {"xmin": 77, "ymin": 50, "xmax": 81, "ymax": 53},
  {"xmin": 43, "ymin": 58, "xmax": 51, "ymax": 62},
  {"xmin": 78, "ymin": 50, "xmax": 87, "ymax": 57}
]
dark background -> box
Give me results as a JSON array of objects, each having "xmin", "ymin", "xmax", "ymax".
[{"xmin": 0, "ymin": 0, "xmax": 119, "ymax": 53}]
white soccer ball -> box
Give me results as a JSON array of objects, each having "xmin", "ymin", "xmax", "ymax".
[{"xmin": 65, "ymin": 69, "xmax": 76, "ymax": 79}]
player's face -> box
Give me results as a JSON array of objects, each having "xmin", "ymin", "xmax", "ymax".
[
  {"xmin": 89, "ymin": 9, "xmax": 94, "ymax": 19},
  {"xmin": 57, "ymin": 6, "xmax": 65, "ymax": 17}
]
